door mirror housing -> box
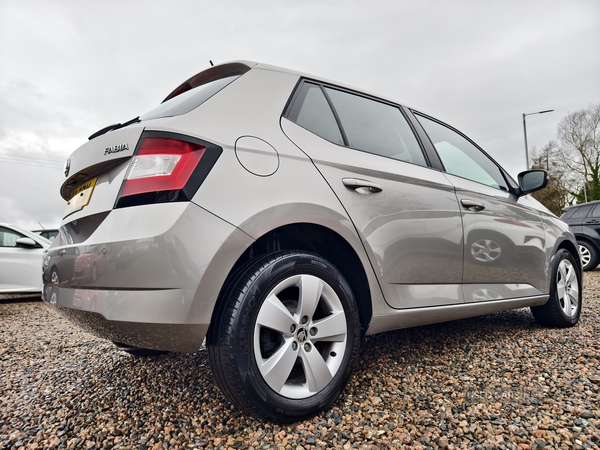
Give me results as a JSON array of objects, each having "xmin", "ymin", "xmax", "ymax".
[
  {"xmin": 16, "ymin": 237, "xmax": 38, "ymax": 248},
  {"xmin": 517, "ymin": 170, "xmax": 548, "ymax": 196}
]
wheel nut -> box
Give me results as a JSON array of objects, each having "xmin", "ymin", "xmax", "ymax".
[
  {"xmin": 309, "ymin": 327, "xmax": 317, "ymax": 336},
  {"xmin": 292, "ymin": 341, "xmax": 298, "ymax": 351},
  {"xmin": 290, "ymin": 324, "xmax": 296, "ymax": 333},
  {"xmin": 304, "ymin": 343, "xmax": 311, "ymax": 352},
  {"xmin": 301, "ymin": 315, "xmax": 309, "ymax": 324}
]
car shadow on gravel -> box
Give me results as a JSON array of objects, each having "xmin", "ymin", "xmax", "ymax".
[{"xmin": 0, "ymin": 294, "xmax": 41, "ymax": 304}]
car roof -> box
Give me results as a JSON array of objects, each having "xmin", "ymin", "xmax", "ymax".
[
  {"xmin": 174, "ymin": 60, "xmax": 418, "ymax": 113},
  {"xmin": 563, "ymin": 200, "xmax": 600, "ymax": 211}
]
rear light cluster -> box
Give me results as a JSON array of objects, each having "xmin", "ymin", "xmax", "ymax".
[{"xmin": 115, "ymin": 131, "xmax": 222, "ymax": 209}]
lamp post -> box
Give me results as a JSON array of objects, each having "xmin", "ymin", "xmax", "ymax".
[{"xmin": 523, "ymin": 109, "xmax": 554, "ymax": 170}]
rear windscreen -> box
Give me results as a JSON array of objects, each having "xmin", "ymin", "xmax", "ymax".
[{"xmin": 140, "ymin": 74, "xmax": 239, "ymax": 121}]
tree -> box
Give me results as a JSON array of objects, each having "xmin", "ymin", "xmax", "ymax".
[
  {"xmin": 530, "ymin": 141, "xmax": 570, "ymax": 215},
  {"xmin": 555, "ymin": 103, "xmax": 600, "ymax": 203}
]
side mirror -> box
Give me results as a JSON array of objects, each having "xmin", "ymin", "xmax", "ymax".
[
  {"xmin": 16, "ymin": 237, "xmax": 38, "ymax": 248},
  {"xmin": 517, "ymin": 169, "xmax": 548, "ymax": 196}
]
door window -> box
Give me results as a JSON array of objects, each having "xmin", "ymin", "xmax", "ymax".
[
  {"xmin": 0, "ymin": 227, "xmax": 24, "ymax": 247},
  {"xmin": 416, "ymin": 114, "xmax": 508, "ymax": 191},
  {"xmin": 571, "ymin": 204, "xmax": 593, "ymax": 219},
  {"xmin": 286, "ymin": 81, "xmax": 428, "ymax": 166},
  {"xmin": 324, "ymin": 88, "xmax": 427, "ymax": 166}
]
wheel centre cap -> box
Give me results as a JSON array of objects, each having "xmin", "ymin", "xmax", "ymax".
[{"xmin": 296, "ymin": 327, "xmax": 309, "ymax": 343}]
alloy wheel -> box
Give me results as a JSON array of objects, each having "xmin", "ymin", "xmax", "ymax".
[
  {"xmin": 253, "ymin": 274, "xmax": 347, "ymax": 399},
  {"xmin": 556, "ymin": 259, "xmax": 579, "ymax": 318}
]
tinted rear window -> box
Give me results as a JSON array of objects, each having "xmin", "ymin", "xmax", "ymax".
[{"xmin": 140, "ymin": 75, "xmax": 239, "ymax": 121}]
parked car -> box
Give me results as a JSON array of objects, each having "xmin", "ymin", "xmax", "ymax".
[
  {"xmin": 73, "ymin": 244, "xmax": 109, "ymax": 282},
  {"xmin": 561, "ymin": 200, "xmax": 600, "ymax": 270},
  {"xmin": 0, "ymin": 223, "xmax": 51, "ymax": 293},
  {"xmin": 43, "ymin": 231, "xmax": 80, "ymax": 285},
  {"xmin": 43, "ymin": 61, "xmax": 582, "ymax": 422},
  {"xmin": 32, "ymin": 228, "xmax": 59, "ymax": 242}
]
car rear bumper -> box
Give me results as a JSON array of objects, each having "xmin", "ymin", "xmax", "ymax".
[
  {"xmin": 43, "ymin": 285, "xmax": 207, "ymax": 352},
  {"xmin": 42, "ymin": 201, "xmax": 255, "ymax": 352}
]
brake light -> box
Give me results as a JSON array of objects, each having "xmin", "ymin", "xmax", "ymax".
[
  {"xmin": 115, "ymin": 132, "xmax": 222, "ymax": 209},
  {"xmin": 121, "ymin": 138, "xmax": 205, "ymax": 197}
]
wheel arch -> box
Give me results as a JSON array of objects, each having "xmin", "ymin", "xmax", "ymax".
[
  {"xmin": 210, "ymin": 222, "xmax": 373, "ymax": 337},
  {"xmin": 574, "ymin": 234, "xmax": 600, "ymax": 254},
  {"xmin": 555, "ymin": 238, "xmax": 583, "ymax": 275}
]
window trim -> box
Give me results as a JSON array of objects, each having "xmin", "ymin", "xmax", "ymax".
[
  {"xmin": 283, "ymin": 78, "xmax": 432, "ymax": 168},
  {"xmin": 410, "ymin": 110, "xmax": 518, "ymax": 193}
]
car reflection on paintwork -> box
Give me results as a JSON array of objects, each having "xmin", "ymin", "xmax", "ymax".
[
  {"xmin": 73, "ymin": 289, "xmax": 108, "ymax": 313},
  {"xmin": 44, "ymin": 246, "xmax": 80, "ymax": 285},
  {"xmin": 73, "ymin": 244, "xmax": 109, "ymax": 282},
  {"xmin": 466, "ymin": 215, "xmax": 546, "ymax": 266}
]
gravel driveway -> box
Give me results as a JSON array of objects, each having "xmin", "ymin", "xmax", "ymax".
[{"xmin": 1, "ymin": 274, "xmax": 599, "ymax": 450}]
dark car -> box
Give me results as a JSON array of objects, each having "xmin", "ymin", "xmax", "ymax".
[
  {"xmin": 561, "ymin": 200, "xmax": 600, "ymax": 270},
  {"xmin": 32, "ymin": 229, "xmax": 59, "ymax": 242}
]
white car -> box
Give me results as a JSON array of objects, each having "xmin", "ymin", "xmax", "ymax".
[{"xmin": 0, "ymin": 223, "xmax": 51, "ymax": 294}]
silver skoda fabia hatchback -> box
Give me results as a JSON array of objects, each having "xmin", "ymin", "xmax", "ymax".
[{"xmin": 44, "ymin": 61, "xmax": 582, "ymax": 422}]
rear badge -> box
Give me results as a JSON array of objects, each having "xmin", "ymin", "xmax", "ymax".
[{"xmin": 104, "ymin": 143, "xmax": 129, "ymax": 155}]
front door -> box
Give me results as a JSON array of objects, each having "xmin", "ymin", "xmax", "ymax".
[{"xmin": 414, "ymin": 114, "xmax": 547, "ymax": 302}]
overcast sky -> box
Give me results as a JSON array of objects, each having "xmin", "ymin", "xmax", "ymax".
[{"xmin": 1, "ymin": 0, "xmax": 599, "ymax": 230}]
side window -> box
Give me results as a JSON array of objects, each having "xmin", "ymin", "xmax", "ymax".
[
  {"xmin": 324, "ymin": 88, "xmax": 427, "ymax": 166},
  {"xmin": 591, "ymin": 204, "xmax": 600, "ymax": 218},
  {"xmin": 560, "ymin": 208, "xmax": 574, "ymax": 220},
  {"xmin": 0, "ymin": 227, "xmax": 24, "ymax": 247},
  {"xmin": 416, "ymin": 114, "xmax": 508, "ymax": 191},
  {"xmin": 286, "ymin": 82, "xmax": 344, "ymax": 145},
  {"xmin": 571, "ymin": 205, "xmax": 593, "ymax": 219}
]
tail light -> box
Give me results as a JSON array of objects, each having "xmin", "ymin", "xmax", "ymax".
[{"xmin": 115, "ymin": 131, "xmax": 222, "ymax": 209}]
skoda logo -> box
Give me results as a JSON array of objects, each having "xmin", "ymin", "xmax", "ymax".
[
  {"xmin": 296, "ymin": 328, "xmax": 308, "ymax": 343},
  {"xmin": 64, "ymin": 158, "xmax": 71, "ymax": 177}
]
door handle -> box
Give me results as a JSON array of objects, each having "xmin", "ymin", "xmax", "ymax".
[
  {"xmin": 342, "ymin": 178, "xmax": 383, "ymax": 194},
  {"xmin": 460, "ymin": 199, "xmax": 485, "ymax": 211}
]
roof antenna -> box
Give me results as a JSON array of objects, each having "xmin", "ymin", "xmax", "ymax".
[
  {"xmin": 38, "ymin": 222, "xmax": 45, "ymax": 229},
  {"xmin": 209, "ymin": 60, "xmax": 214, "ymax": 67}
]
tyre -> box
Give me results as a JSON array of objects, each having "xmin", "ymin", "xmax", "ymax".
[
  {"xmin": 207, "ymin": 251, "xmax": 361, "ymax": 422},
  {"xmin": 531, "ymin": 248, "xmax": 582, "ymax": 328},
  {"xmin": 578, "ymin": 241, "xmax": 598, "ymax": 271},
  {"xmin": 91, "ymin": 263, "xmax": 98, "ymax": 282}
]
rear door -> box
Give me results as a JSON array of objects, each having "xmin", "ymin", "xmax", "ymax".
[{"xmin": 281, "ymin": 81, "xmax": 464, "ymax": 309}]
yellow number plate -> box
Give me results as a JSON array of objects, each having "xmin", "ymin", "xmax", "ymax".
[{"xmin": 63, "ymin": 178, "xmax": 97, "ymax": 218}]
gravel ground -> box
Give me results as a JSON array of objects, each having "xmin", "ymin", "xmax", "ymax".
[{"xmin": 1, "ymin": 274, "xmax": 599, "ymax": 450}]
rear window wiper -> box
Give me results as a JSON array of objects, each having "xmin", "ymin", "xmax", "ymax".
[{"xmin": 88, "ymin": 116, "xmax": 141, "ymax": 140}]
